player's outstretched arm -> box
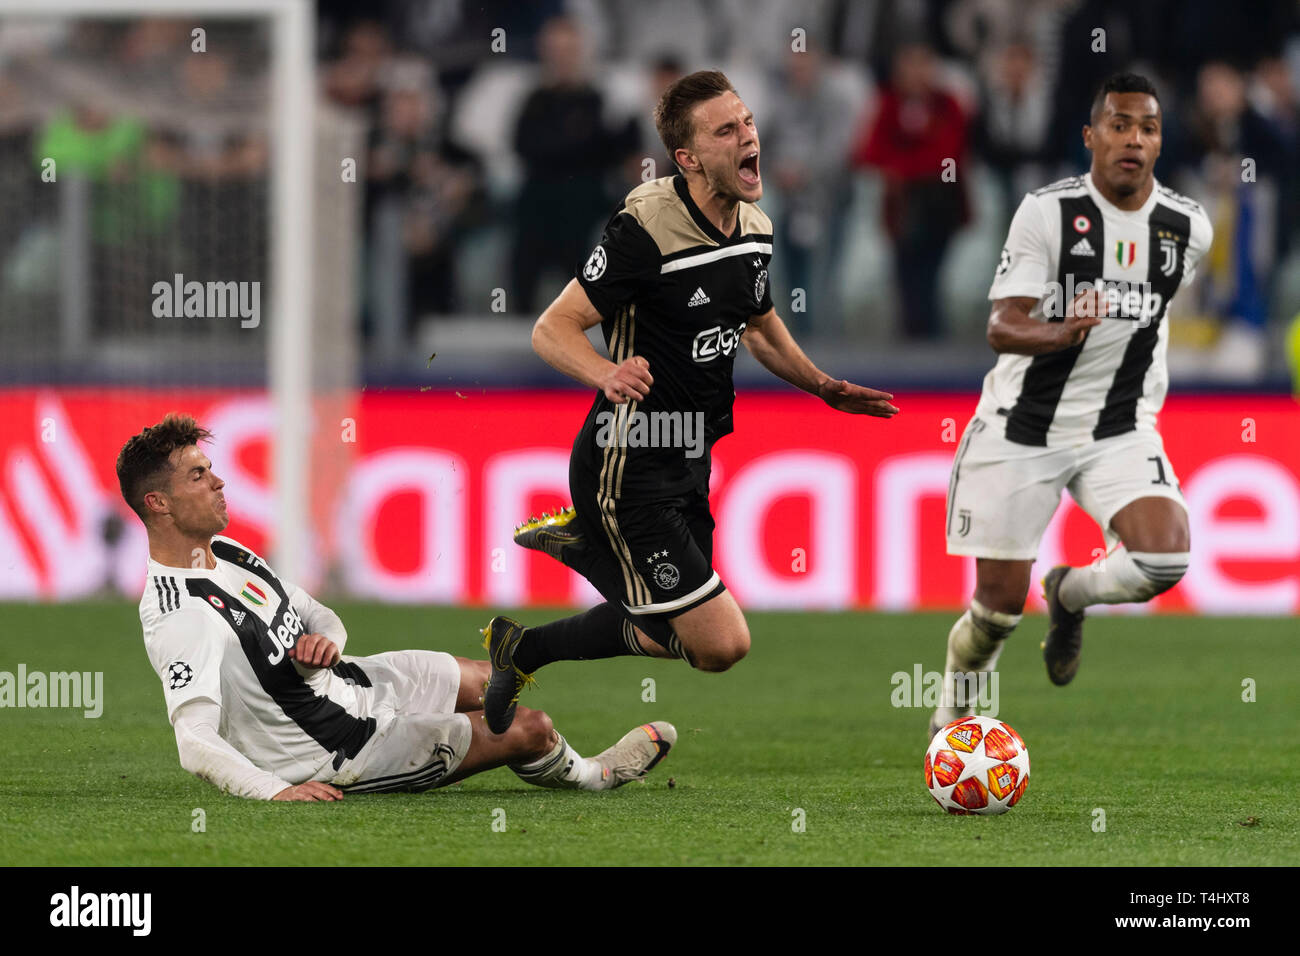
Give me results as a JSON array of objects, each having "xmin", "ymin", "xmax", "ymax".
[
  {"xmin": 743, "ymin": 308, "xmax": 898, "ymax": 417},
  {"xmin": 987, "ymin": 294, "xmax": 1102, "ymax": 355},
  {"xmin": 532, "ymin": 279, "xmax": 653, "ymax": 404},
  {"xmin": 172, "ymin": 699, "xmax": 299, "ymax": 800}
]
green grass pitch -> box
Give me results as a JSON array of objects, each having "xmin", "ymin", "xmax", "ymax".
[{"xmin": 1, "ymin": 602, "xmax": 1294, "ymax": 866}]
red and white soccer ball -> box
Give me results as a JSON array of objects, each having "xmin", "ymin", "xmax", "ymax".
[{"xmin": 925, "ymin": 715, "xmax": 1030, "ymax": 815}]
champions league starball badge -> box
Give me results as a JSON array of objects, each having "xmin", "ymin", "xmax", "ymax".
[
  {"xmin": 167, "ymin": 661, "xmax": 193, "ymax": 690},
  {"xmin": 583, "ymin": 244, "xmax": 607, "ymax": 281}
]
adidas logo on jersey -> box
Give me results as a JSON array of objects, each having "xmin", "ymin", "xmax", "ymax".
[
  {"xmin": 687, "ymin": 287, "xmax": 710, "ymax": 307},
  {"xmin": 1070, "ymin": 237, "xmax": 1095, "ymax": 257},
  {"xmin": 230, "ymin": 609, "xmax": 246, "ymax": 626}
]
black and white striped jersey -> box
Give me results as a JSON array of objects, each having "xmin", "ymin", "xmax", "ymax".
[
  {"xmin": 980, "ymin": 173, "xmax": 1212, "ymax": 446},
  {"xmin": 138, "ymin": 535, "xmax": 375, "ymax": 784}
]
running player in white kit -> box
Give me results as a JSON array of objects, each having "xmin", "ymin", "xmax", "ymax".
[
  {"xmin": 118, "ymin": 414, "xmax": 674, "ymax": 800},
  {"xmin": 932, "ymin": 74, "xmax": 1212, "ymax": 734}
]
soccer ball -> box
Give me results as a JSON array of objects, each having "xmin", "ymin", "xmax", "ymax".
[{"xmin": 925, "ymin": 715, "xmax": 1029, "ymax": 815}]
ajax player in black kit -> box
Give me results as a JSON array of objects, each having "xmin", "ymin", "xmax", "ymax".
[{"xmin": 482, "ymin": 71, "xmax": 898, "ymax": 733}]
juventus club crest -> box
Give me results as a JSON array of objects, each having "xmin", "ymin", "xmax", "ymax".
[
  {"xmin": 957, "ymin": 509, "xmax": 972, "ymax": 537},
  {"xmin": 1159, "ymin": 236, "xmax": 1179, "ymax": 276}
]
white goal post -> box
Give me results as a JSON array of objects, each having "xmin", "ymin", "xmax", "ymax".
[{"xmin": 9, "ymin": 0, "xmax": 316, "ymax": 584}]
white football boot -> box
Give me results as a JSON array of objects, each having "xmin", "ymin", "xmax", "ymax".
[{"xmin": 591, "ymin": 721, "xmax": 676, "ymax": 789}]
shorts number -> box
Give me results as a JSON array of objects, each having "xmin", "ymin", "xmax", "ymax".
[{"xmin": 1148, "ymin": 455, "xmax": 1170, "ymax": 486}]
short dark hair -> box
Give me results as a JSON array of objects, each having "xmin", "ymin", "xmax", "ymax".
[
  {"xmin": 653, "ymin": 70, "xmax": 736, "ymax": 173},
  {"xmin": 1090, "ymin": 73, "xmax": 1160, "ymax": 123},
  {"xmin": 116, "ymin": 413, "xmax": 213, "ymax": 522}
]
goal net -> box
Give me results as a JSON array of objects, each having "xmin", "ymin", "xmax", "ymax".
[{"xmin": 0, "ymin": 0, "xmax": 358, "ymax": 597}]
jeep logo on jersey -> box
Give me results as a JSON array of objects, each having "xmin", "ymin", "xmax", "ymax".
[
  {"xmin": 265, "ymin": 603, "xmax": 305, "ymax": 665},
  {"xmin": 691, "ymin": 322, "xmax": 747, "ymax": 363},
  {"xmin": 1042, "ymin": 277, "xmax": 1165, "ymax": 327},
  {"xmin": 582, "ymin": 244, "xmax": 607, "ymax": 281},
  {"xmin": 1110, "ymin": 287, "xmax": 1164, "ymax": 322}
]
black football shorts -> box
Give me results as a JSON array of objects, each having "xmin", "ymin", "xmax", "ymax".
[{"xmin": 568, "ymin": 467, "xmax": 727, "ymax": 649}]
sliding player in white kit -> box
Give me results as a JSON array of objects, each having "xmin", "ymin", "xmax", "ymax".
[
  {"xmin": 931, "ymin": 74, "xmax": 1212, "ymax": 734},
  {"xmin": 118, "ymin": 414, "xmax": 674, "ymax": 800}
]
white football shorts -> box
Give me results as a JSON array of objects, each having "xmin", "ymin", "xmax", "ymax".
[
  {"xmin": 328, "ymin": 649, "xmax": 472, "ymax": 793},
  {"xmin": 945, "ymin": 415, "xmax": 1186, "ymax": 561}
]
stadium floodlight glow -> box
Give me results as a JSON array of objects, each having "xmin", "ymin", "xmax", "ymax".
[{"xmin": 14, "ymin": 0, "xmax": 316, "ymax": 584}]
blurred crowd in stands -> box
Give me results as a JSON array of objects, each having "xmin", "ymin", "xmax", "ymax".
[
  {"xmin": 0, "ymin": 19, "xmax": 270, "ymax": 344},
  {"xmin": 316, "ymin": 0, "xmax": 1300, "ymax": 378},
  {"xmin": 3, "ymin": 1, "xmax": 1298, "ymax": 381}
]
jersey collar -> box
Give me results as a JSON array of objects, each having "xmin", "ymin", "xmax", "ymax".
[
  {"xmin": 673, "ymin": 174, "xmax": 742, "ymax": 244},
  {"xmin": 1085, "ymin": 172, "xmax": 1160, "ymax": 220}
]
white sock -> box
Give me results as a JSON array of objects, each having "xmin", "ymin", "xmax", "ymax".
[
  {"xmin": 1057, "ymin": 550, "xmax": 1189, "ymax": 612},
  {"xmin": 939, "ymin": 599, "xmax": 1021, "ymax": 712},
  {"xmin": 509, "ymin": 733, "xmax": 606, "ymax": 791}
]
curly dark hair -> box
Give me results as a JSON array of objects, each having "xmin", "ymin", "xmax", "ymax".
[{"xmin": 116, "ymin": 413, "xmax": 213, "ymax": 522}]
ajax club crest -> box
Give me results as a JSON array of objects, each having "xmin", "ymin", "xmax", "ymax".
[
  {"xmin": 653, "ymin": 563, "xmax": 680, "ymax": 590},
  {"xmin": 645, "ymin": 550, "xmax": 680, "ymax": 591}
]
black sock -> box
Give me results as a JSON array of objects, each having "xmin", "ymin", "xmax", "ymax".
[{"xmin": 514, "ymin": 602, "xmax": 649, "ymax": 672}]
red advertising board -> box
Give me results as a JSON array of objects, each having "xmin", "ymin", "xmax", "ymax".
[{"xmin": 1, "ymin": 387, "xmax": 1297, "ymax": 613}]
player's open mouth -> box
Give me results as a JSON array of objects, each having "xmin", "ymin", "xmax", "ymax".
[
  {"xmin": 1118, "ymin": 158, "xmax": 1142, "ymax": 171},
  {"xmin": 738, "ymin": 151, "xmax": 760, "ymax": 186}
]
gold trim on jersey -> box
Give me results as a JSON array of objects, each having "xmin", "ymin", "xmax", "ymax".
[
  {"xmin": 597, "ymin": 303, "xmax": 651, "ymax": 606},
  {"xmin": 619, "ymin": 176, "xmax": 773, "ymax": 257}
]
